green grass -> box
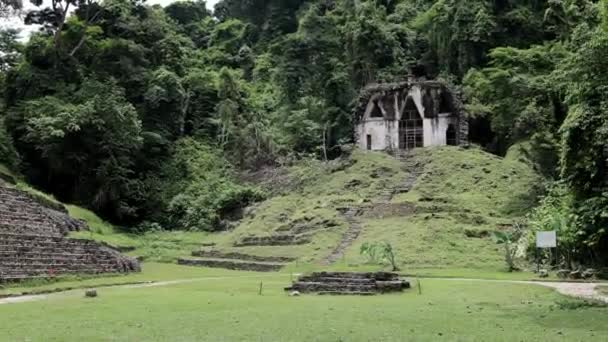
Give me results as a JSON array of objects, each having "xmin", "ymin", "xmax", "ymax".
[
  {"xmin": 200, "ymin": 147, "xmax": 544, "ymax": 275},
  {"xmin": 0, "ymin": 263, "xmax": 258, "ymax": 296},
  {"xmin": 70, "ymin": 230, "xmax": 210, "ymax": 263},
  {"xmin": 0, "ymin": 163, "xmax": 15, "ymax": 179},
  {"xmin": 1, "ymin": 266, "xmax": 606, "ymax": 341}
]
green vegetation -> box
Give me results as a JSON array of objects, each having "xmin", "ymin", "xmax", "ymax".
[
  {"xmin": 1, "ymin": 267, "xmax": 607, "ymax": 341},
  {"xmin": 68, "ymin": 147, "xmax": 538, "ymax": 275},
  {"xmin": 1, "ymin": 0, "xmax": 608, "ymax": 266}
]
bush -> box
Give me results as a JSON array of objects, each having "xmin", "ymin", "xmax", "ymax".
[
  {"xmin": 360, "ymin": 241, "xmax": 400, "ymax": 271},
  {"xmin": 147, "ymin": 138, "xmax": 265, "ymax": 231}
]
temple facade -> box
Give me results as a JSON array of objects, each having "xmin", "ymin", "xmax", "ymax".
[{"xmin": 354, "ymin": 78, "xmax": 468, "ymax": 151}]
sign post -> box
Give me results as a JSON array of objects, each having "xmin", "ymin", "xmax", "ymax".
[{"xmin": 535, "ymin": 231, "xmax": 557, "ymax": 272}]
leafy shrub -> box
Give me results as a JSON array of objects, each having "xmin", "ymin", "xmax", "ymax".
[
  {"xmin": 494, "ymin": 229, "xmax": 522, "ymax": 272},
  {"xmin": 360, "ymin": 241, "xmax": 399, "ymax": 271},
  {"xmin": 148, "ymin": 138, "xmax": 264, "ymax": 231}
]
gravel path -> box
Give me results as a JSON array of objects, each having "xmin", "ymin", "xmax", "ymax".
[
  {"xmin": 433, "ymin": 277, "xmax": 608, "ymax": 303},
  {"xmin": 534, "ymin": 281, "xmax": 608, "ymax": 303}
]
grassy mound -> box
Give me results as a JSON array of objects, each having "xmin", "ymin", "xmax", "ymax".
[
  {"xmin": 344, "ymin": 147, "xmax": 543, "ymax": 272},
  {"xmin": 201, "ymin": 146, "xmax": 544, "ymax": 273}
]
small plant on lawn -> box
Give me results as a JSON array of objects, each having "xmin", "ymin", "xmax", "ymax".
[
  {"xmin": 494, "ymin": 231, "xmax": 520, "ymax": 272},
  {"xmin": 360, "ymin": 242, "xmax": 399, "ymax": 271},
  {"xmin": 360, "ymin": 242, "xmax": 382, "ymax": 264}
]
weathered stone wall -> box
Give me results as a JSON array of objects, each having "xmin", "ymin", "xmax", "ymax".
[
  {"xmin": 355, "ymin": 119, "xmax": 399, "ymax": 151},
  {"xmin": 354, "ymin": 79, "xmax": 468, "ymax": 151}
]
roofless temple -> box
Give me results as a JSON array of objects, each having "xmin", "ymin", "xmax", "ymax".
[{"xmin": 354, "ymin": 78, "xmax": 468, "ymax": 151}]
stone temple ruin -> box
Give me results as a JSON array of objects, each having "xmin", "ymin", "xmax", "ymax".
[
  {"xmin": 355, "ymin": 78, "xmax": 468, "ymax": 151},
  {"xmin": 0, "ymin": 184, "xmax": 139, "ymax": 282}
]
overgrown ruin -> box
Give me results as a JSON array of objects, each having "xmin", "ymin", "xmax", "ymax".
[
  {"xmin": 286, "ymin": 272, "xmax": 410, "ymax": 295},
  {"xmin": 0, "ymin": 185, "xmax": 140, "ymax": 282},
  {"xmin": 355, "ymin": 78, "xmax": 469, "ymax": 151}
]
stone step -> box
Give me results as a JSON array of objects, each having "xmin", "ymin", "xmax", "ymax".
[
  {"xmin": 317, "ymin": 291, "xmax": 377, "ymax": 296},
  {"xmin": 285, "ymin": 272, "xmax": 409, "ymax": 295},
  {"xmin": 0, "ymin": 265, "xmax": 124, "ymax": 276},
  {"xmin": 0, "ymin": 256, "xmax": 117, "ymax": 264},
  {"xmin": 308, "ymin": 272, "xmax": 399, "ymax": 280},
  {"xmin": 177, "ymin": 257, "xmax": 285, "ymax": 272},
  {"xmin": 288, "ymin": 280, "xmax": 407, "ymax": 293},
  {"xmin": 234, "ymin": 234, "xmax": 312, "ymax": 247},
  {"xmin": 287, "ymin": 282, "xmax": 377, "ymax": 292},
  {"xmin": 191, "ymin": 250, "xmax": 296, "ymax": 263},
  {"xmin": 296, "ymin": 276, "xmax": 376, "ymax": 284}
]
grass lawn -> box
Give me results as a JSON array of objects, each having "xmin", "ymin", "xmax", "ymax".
[{"xmin": 1, "ymin": 266, "xmax": 606, "ymax": 341}]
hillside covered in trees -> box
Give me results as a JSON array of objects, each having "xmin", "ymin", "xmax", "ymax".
[{"xmin": 1, "ymin": 0, "xmax": 608, "ymax": 268}]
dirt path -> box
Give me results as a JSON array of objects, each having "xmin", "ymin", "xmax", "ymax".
[
  {"xmin": 433, "ymin": 277, "xmax": 608, "ymax": 303},
  {"xmin": 533, "ymin": 281, "xmax": 608, "ymax": 303}
]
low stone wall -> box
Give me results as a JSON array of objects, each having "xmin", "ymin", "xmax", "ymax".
[
  {"xmin": 177, "ymin": 258, "xmax": 284, "ymax": 272},
  {"xmin": 234, "ymin": 234, "xmax": 312, "ymax": 247},
  {"xmin": 191, "ymin": 250, "xmax": 296, "ymax": 263}
]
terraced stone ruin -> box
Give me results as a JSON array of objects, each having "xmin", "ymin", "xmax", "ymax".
[
  {"xmin": 286, "ymin": 272, "xmax": 410, "ymax": 295},
  {"xmin": 0, "ymin": 185, "xmax": 140, "ymax": 282},
  {"xmin": 178, "ymin": 250, "xmax": 295, "ymax": 272}
]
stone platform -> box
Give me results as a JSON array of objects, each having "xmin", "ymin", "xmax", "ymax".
[{"xmin": 285, "ymin": 272, "xmax": 410, "ymax": 295}]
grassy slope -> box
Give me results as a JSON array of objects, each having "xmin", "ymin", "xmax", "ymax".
[
  {"xmin": 204, "ymin": 146, "xmax": 543, "ymax": 275},
  {"xmin": 343, "ymin": 147, "xmax": 542, "ymax": 273},
  {"xmin": 207, "ymin": 150, "xmax": 410, "ymax": 262},
  {"xmin": 1, "ymin": 270, "xmax": 606, "ymax": 341}
]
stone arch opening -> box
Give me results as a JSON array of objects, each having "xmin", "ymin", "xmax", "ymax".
[
  {"xmin": 446, "ymin": 124, "xmax": 457, "ymax": 146},
  {"xmin": 399, "ymin": 97, "xmax": 424, "ymax": 150},
  {"xmin": 439, "ymin": 91, "xmax": 454, "ymax": 114},
  {"xmin": 370, "ymin": 100, "xmax": 383, "ymax": 118}
]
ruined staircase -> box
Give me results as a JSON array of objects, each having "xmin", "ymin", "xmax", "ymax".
[
  {"xmin": 177, "ymin": 250, "xmax": 296, "ymax": 272},
  {"xmin": 321, "ymin": 151, "xmax": 424, "ymax": 265},
  {"xmin": 0, "ymin": 185, "xmax": 139, "ymax": 282},
  {"xmin": 322, "ymin": 207, "xmax": 363, "ymax": 265},
  {"xmin": 286, "ymin": 272, "xmax": 410, "ymax": 295}
]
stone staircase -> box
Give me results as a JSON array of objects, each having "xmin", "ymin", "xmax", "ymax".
[
  {"xmin": 178, "ymin": 250, "xmax": 296, "ymax": 272},
  {"xmin": 286, "ymin": 272, "xmax": 410, "ymax": 295},
  {"xmin": 0, "ymin": 185, "xmax": 140, "ymax": 282},
  {"xmin": 322, "ymin": 207, "xmax": 363, "ymax": 265},
  {"xmin": 393, "ymin": 151, "xmax": 424, "ymax": 195},
  {"xmin": 0, "ymin": 233, "xmax": 140, "ymax": 281},
  {"xmin": 0, "ymin": 186, "xmax": 87, "ymax": 236},
  {"xmin": 321, "ymin": 150, "xmax": 425, "ymax": 266}
]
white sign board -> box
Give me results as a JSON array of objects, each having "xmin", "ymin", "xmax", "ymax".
[{"xmin": 536, "ymin": 231, "xmax": 557, "ymax": 248}]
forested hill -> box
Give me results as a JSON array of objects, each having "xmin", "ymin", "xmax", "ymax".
[{"xmin": 1, "ymin": 0, "xmax": 607, "ymax": 266}]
